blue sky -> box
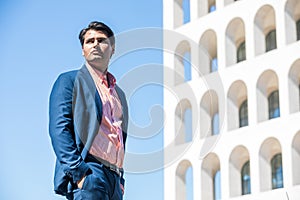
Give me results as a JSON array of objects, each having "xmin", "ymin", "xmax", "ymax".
[{"xmin": 0, "ymin": 0, "xmax": 164, "ymax": 199}]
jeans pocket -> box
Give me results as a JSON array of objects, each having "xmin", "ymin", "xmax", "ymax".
[{"xmin": 81, "ymin": 173, "xmax": 94, "ymax": 191}]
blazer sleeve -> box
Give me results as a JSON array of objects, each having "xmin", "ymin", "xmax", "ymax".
[{"xmin": 49, "ymin": 72, "xmax": 90, "ymax": 183}]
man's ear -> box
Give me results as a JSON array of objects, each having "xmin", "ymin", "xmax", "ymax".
[{"xmin": 110, "ymin": 45, "xmax": 115, "ymax": 58}]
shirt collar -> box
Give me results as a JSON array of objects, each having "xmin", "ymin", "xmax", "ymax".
[
  {"xmin": 85, "ymin": 62, "xmax": 116, "ymax": 88},
  {"xmin": 106, "ymin": 71, "xmax": 116, "ymax": 88}
]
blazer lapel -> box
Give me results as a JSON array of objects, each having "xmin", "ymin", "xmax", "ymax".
[
  {"xmin": 78, "ymin": 65, "xmax": 103, "ymax": 123},
  {"xmin": 75, "ymin": 65, "xmax": 103, "ymax": 158}
]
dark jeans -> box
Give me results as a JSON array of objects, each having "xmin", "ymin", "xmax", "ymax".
[{"xmin": 68, "ymin": 156, "xmax": 123, "ymax": 200}]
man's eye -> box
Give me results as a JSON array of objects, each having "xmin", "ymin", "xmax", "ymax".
[
  {"xmin": 86, "ymin": 39, "xmax": 94, "ymax": 43},
  {"xmin": 98, "ymin": 39, "xmax": 109, "ymax": 44}
]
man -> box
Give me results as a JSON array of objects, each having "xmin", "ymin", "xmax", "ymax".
[{"xmin": 49, "ymin": 21, "xmax": 128, "ymax": 200}]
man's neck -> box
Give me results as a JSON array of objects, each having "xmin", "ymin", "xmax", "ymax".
[{"xmin": 86, "ymin": 61, "xmax": 107, "ymax": 77}]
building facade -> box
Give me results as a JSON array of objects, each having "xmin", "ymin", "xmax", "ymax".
[{"xmin": 163, "ymin": 0, "xmax": 300, "ymax": 199}]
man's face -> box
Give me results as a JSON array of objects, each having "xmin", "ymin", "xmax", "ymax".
[{"xmin": 82, "ymin": 29, "xmax": 114, "ymax": 72}]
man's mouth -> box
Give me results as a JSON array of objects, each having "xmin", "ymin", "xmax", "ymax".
[{"xmin": 91, "ymin": 50, "xmax": 102, "ymax": 55}]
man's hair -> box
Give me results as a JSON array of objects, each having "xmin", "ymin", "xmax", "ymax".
[{"xmin": 79, "ymin": 21, "xmax": 115, "ymax": 47}]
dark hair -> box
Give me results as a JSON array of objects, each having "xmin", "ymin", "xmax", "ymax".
[{"xmin": 78, "ymin": 21, "xmax": 115, "ymax": 47}]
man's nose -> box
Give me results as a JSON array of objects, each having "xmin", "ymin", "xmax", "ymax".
[{"xmin": 93, "ymin": 40, "xmax": 100, "ymax": 47}]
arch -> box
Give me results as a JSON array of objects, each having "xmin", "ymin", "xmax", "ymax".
[
  {"xmin": 259, "ymin": 137, "xmax": 283, "ymax": 191},
  {"xmin": 201, "ymin": 153, "xmax": 221, "ymax": 200},
  {"xmin": 174, "ymin": 0, "xmax": 191, "ymax": 28},
  {"xmin": 229, "ymin": 145, "xmax": 251, "ymax": 197},
  {"xmin": 254, "ymin": 5, "xmax": 277, "ymax": 56},
  {"xmin": 227, "ymin": 80, "xmax": 248, "ymax": 130},
  {"xmin": 175, "ymin": 41, "xmax": 191, "ymax": 85},
  {"xmin": 200, "ymin": 90, "xmax": 219, "ymax": 138},
  {"xmin": 292, "ymin": 131, "xmax": 300, "ymax": 185},
  {"xmin": 226, "ymin": 17, "xmax": 246, "ymax": 66},
  {"xmin": 175, "ymin": 99, "xmax": 192, "ymax": 144},
  {"xmin": 285, "ymin": 0, "xmax": 300, "ymax": 44},
  {"xmin": 256, "ymin": 70, "xmax": 280, "ymax": 122},
  {"xmin": 199, "ymin": 29, "xmax": 218, "ymax": 75},
  {"xmin": 288, "ymin": 59, "xmax": 300, "ymax": 113},
  {"xmin": 176, "ymin": 160, "xmax": 193, "ymax": 200}
]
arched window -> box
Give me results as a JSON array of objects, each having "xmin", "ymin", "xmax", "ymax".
[
  {"xmin": 183, "ymin": 0, "xmax": 190, "ymax": 24},
  {"xmin": 229, "ymin": 146, "xmax": 250, "ymax": 197},
  {"xmin": 237, "ymin": 41, "xmax": 246, "ymax": 63},
  {"xmin": 241, "ymin": 161, "xmax": 251, "ymax": 195},
  {"xmin": 285, "ymin": 1, "xmax": 300, "ymax": 44},
  {"xmin": 186, "ymin": 166, "xmax": 193, "ymax": 200},
  {"xmin": 254, "ymin": 5, "xmax": 276, "ymax": 55},
  {"xmin": 208, "ymin": 0, "xmax": 216, "ymax": 13},
  {"xmin": 259, "ymin": 138, "xmax": 282, "ymax": 191},
  {"xmin": 199, "ymin": 29, "xmax": 217, "ymax": 75},
  {"xmin": 175, "ymin": 99, "xmax": 192, "ymax": 144},
  {"xmin": 212, "ymin": 113, "xmax": 219, "ymax": 135},
  {"xmin": 201, "ymin": 153, "xmax": 220, "ymax": 200},
  {"xmin": 271, "ymin": 153, "xmax": 283, "ymax": 189},
  {"xmin": 175, "ymin": 41, "xmax": 191, "ymax": 85},
  {"xmin": 211, "ymin": 57, "xmax": 218, "ymax": 72},
  {"xmin": 288, "ymin": 59, "xmax": 300, "ymax": 113},
  {"xmin": 176, "ymin": 160, "xmax": 193, "ymax": 200},
  {"xmin": 227, "ymin": 80, "xmax": 248, "ymax": 130},
  {"xmin": 266, "ymin": 29, "xmax": 277, "ymax": 52},
  {"xmin": 174, "ymin": 0, "xmax": 190, "ymax": 28},
  {"xmin": 214, "ymin": 170, "xmax": 221, "ymax": 200},
  {"xmin": 225, "ymin": 18, "xmax": 246, "ymax": 66},
  {"xmin": 184, "ymin": 108, "xmax": 192, "ymax": 142},
  {"xmin": 257, "ymin": 70, "xmax": 279, "ymax": 122},
  {"xmin": 292, "ymin": 132, "xmax": 300, "ymax": 185},
  {"xmin": 200, "ymin": 90, "xmax": 219, "ymax": 138},
  {"xmin": 268, "ymin": 90, "xmax": 280, "ymax": 119},
  {"xmin": 183, "ymin": 52, "xmax": 191, "ymax": 82},
  {"xmin": 239, "ymin": 100, "xmax": 248, "ymax": 127},
  {"xmin": 297, "ymin": 19, "xmax": 300, "ymax": 41}
]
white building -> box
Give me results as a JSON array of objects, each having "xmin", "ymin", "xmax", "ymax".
[{"xmin": 163, "ymin": 0, "xmax": 300, "ymax": 199}]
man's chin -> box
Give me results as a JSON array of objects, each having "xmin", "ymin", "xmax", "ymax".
[
  {"xmin": 91, "ymin": 54, "xmax": 103, "ymax": 59},
  {"xmin": 87, "ymin": 60, "xmax": 109, "ymax": 70},
  {"xmin": 88, "ymin": 56, "xmax": 106, "ymax": 63}
]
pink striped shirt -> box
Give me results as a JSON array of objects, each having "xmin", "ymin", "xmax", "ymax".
[{"xmin": 86, "ymin": 64, "xmax": 124, "ymax": 168}]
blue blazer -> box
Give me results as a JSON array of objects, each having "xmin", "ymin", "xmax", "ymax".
[{"xmin": 49, "ymin": 65, "xmax": 128, "ymax": 196}]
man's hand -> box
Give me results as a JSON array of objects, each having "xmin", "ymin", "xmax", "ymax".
[
  {"xmin": 77, "ymin": 176, "xmax": 86, "ymax": 189},
  {"xmin": 120, "ymin": 184, "xmax": 124, "ymax": 195}
]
